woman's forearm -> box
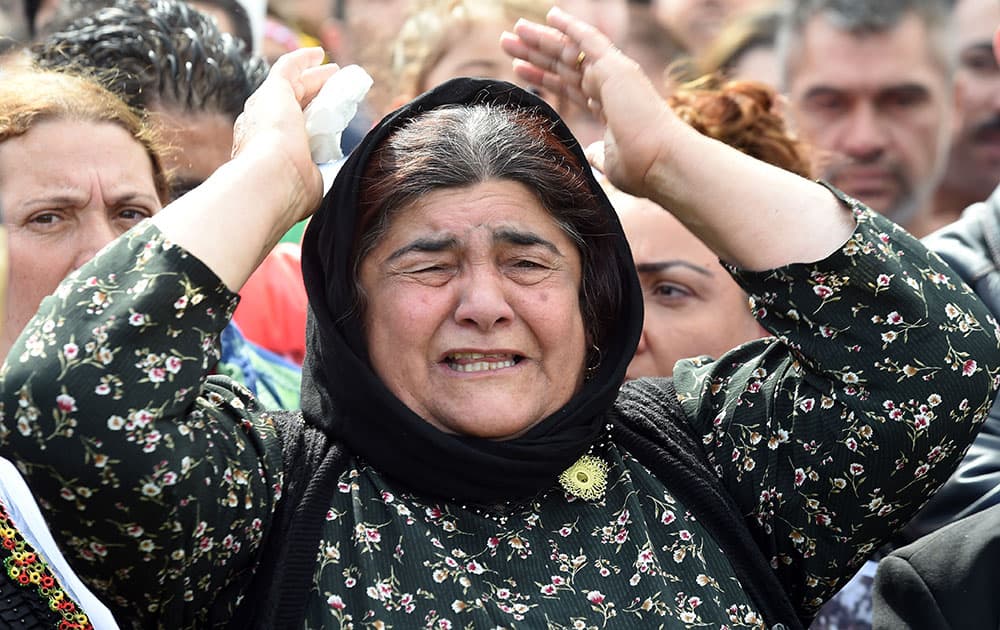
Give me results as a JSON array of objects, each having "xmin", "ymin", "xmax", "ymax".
[{"xmin": 641, "ymin": 117, "xmax": 857, "ymax": 271}]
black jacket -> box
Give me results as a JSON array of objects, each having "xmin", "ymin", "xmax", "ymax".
[{"xmin": 873, "ymin": 504, "xmax": 1000, "ymax": 629}]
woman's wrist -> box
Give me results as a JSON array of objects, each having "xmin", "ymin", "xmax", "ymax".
[{"xmin": 152, "ymin": 138, "xmax": 320, "ymax": 291}]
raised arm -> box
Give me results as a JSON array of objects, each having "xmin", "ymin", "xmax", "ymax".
[
  {"xmin": 500, "ymin": 7, "xmax": 855, "ymax": 271},
  {"xmin": 152, "ymin": 48, "xmax": 337, "ymax": 291},
  {"xmin": 0, "ymin": 49, "xmax": 337, "ymax": 627}
]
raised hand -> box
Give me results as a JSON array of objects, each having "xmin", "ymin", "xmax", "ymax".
[{"xmin": 500, "ymin": 7, "xmax": 676, "ymax": 199}]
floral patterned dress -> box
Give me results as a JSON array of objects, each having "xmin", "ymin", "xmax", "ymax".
[{"xmin": 1, "ymin": 203, "xmax": 998, "ymax": 629}]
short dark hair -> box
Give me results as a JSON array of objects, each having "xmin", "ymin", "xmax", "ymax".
[
  {"xmin": 32, "ymin": 0, "xmax": 266, "ymax": 121},
  {"xmin": 354, "ymin": 103, "xmax": 624, "ymax": 353},
  {"xmin": 188, "ymin": 0, "xmax": 254, "ymax": 52}
]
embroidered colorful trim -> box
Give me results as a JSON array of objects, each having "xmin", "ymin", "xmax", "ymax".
[
  {"xmin": 0, "ymin": 499, "xmax": 94, "ymax": 630},
  {"xmin": 558, "ymin": 454, "xmax": 609, "ymax": 500}
]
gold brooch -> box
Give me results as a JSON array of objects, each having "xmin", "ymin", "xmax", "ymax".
[{"xmin": 558, "ymin": 455, "xmax": 609, "ymax": 501}]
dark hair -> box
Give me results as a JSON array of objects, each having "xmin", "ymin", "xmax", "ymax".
[
  {"xmin": 187, "ymin": 0, "xmax": 254, "ymax": 52},
  {"xmin": 354, "ymin": 103, "xmax": 624, "ymax": 353},
  {"xmin": 32, "ymin": 0, "xmax": 266, "ymax": 120}
]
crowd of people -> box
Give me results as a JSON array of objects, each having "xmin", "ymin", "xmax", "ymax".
[{"xmin": 0, "ymin": 0, "xmax": 999, "ymax": 628}]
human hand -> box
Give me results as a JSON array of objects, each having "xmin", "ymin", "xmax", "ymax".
[
  {"xmin": 500, "ymin": 7, "xmax": 678, "ymax": 199},
  {"xmin": 232, "ymin": 47, "xmax": 340, "ymax": 222}
]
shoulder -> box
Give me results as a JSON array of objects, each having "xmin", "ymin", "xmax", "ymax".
[
  {"xmin": 873, "ymin": 505, "xmax": 1000, "ymax": 628},
  {"xmin": 923, "ymin": 187, "xmax": 1000, "ymax": 285}
]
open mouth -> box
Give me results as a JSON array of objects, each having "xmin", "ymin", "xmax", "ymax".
[{"xmin": 444, "ymin": 352, "xmax": 522, "ymax": 373}]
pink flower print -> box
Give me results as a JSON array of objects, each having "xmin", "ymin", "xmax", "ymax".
[
  {"xmin": 876, "ymin": 274, "xmax": 891, "ymax": 287},
  {"xmin": 487, "ymin": 536, "xmax": 499, "ymax": 548},
  {"xmin": 63, "ymin": 343, "xmax": 79, "ymax": 359},
  {"xmin": 381, "ymin": 491, "xmax": 394, "ymax": 503},
  {"xmin": 364, "ymin": 528, "xmax": 381, "ymax": 543},
  {"xmin": 558, "ymin": 526, "xmax": 572, "ymax": 537},
  {"xmin": 689, "ymin": 596, "xmax": 702, "ymax": 608},
  {"xmin": 679, "ymin": 530, "xmax": 692, "ymax": 541},
  {"xmin": 551, "ymin": 576, "xmax": 565, "ymax": 586},
  {"xmin": 129, "ymin": 312, "xmax": 146, "ymax": 326},
  {"xmin": 914, "ymin": 463, "xmax": 930, "ymax": 477},
  {"xmin": 327, "ymin": 595, "xmax": 345, "ymax": 610},
  {"xmin": 849, "ymin": 463, "xmax": 865, "ymax": 476},
  {"xmin": 174, "ymin": 296, "xmax": 188, "ymax": 310},
  {"xmin": 345, "ymin": 577, "xmax": 357, "ymax": 588},
  {"xmin": 813, "ymin": 285, "xmax": 833, "ymax": 299},
  {"xmin": 95, "ymin": 383, "xmax": 111, "ymax": 396},
  {"xmin": 587, "ymin": 591, "xmax": 605, "ymax": 605},
  {"xmin": 540, "ymin": 584, "xmax": 557, "ymax": 595},
  {"xmin": 56, "ymin": 394, "xmax": 77, "ymax": 413},
  {"xmin": 466, "ymin": 560, "xmax": 485, "ymax": 574},
  {"xmin": 661, "ymin": 510, "xmax": 676, "ymax": 525},
  {"xmin": 165, "ymin": 356, "xmax": 183, "ymax": 374},
  {"xmin": 497, "ymin": 589, "xmax": 511, "ymax": 600},
  {"xmin": 963, "ymin": 359, "xmax": 978, "ymax": 376},
  {"xmin": 887, "ymin": 311, "xmax": 903, "ymax": 324},
  {"xmin": 793, "ymin": 469, "xmax": 806, "ymax": 487}
]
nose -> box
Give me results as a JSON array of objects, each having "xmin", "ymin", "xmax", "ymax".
[
  {"xmin": 453, "ymin": 264, "xmax": 515, "ymax": 331},
  {"xmin": 839, "ymin": 103, "xmax": 888, "ymax": 162},
  {"xmin": 71, "ymin": 214, "xmax": 119, "ymax": 270}
]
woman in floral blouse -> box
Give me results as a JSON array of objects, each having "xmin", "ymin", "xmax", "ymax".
[{"xmin": 2, "ymin": 9, "xmax": 999, "ymax": 630}]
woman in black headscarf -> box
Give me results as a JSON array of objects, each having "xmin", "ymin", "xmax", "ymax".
[{"xmin": 1, "ymin": 10, "xmax": 998, "ymax": 630}]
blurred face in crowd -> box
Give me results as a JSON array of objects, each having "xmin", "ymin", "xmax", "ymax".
[
  {"xmin": 938, "ymin": 0, "xmax": 1000, "ymax": 202},
  {"xmin": 423, "ymin": 19, "xmax": 527, "ymax": 92},
  {"xmin": 360, "ymin": 180, "xmax": 587, "ymax": 440},
  {"xmin": 557, "ymin": 0, "xmax": 629, "ymax": 42},
  {"xmin": 614, "ymin": 192, "xmax": 767, "ymax": 378},
  {"xmin": 786, "ymin": 12, "xmax": 954, "ymax": 228},
  {"xmin": 0, "ymin": 119, "xmax": 161, "ymax": 361},
  {"xmin": 155, "ymin": 107, "xmax": 234, "ymax": 200},
  {"xmin": 652, "ymin": 0, "xmax": 761, "ymax": 56},
  {"xmin": 341, "ymin": 0, "xmax": 412, "ymax": 62}
]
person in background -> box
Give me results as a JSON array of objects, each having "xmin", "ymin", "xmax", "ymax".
[
  {"xmin": 389, "ymin": 0, "xmax": 553, "ymax": 108},
  {"xmin": 619, "ymin": 0, "xmax": 685, "ymax": 93},
  {"xmin": 930, "ymin": 0, "xmax": 1000, "ymax": 228},
  {"xmin": 779, "ymin": 0, "xmax": 957, "ymax": 238},
  {"xmin": 0, "ymin": 68, "xmax": 137, "ymax": 630},
  {"xmin": 695, "ymin": 2, "xmax": 782, "ymax": 87},
  {"xmin": 33, "ymin": 0, "xmax": 306, "ymax": 398},
  {"xmin": 613, "ymin": 78, "xmax": 809, "ymax": 378},
  {"xmin": 651, "ymin": 0, "xmax": 765, "ymax": 59}
]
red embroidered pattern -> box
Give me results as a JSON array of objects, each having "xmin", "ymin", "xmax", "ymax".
[{"xmin": 0, "ymin": 499, "xmax": 94, "ymax": 630}]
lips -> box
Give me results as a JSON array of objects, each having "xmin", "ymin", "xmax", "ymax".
[{"xmin": 443, "ymin": 351, "xmax": 521, "ymax": 373}]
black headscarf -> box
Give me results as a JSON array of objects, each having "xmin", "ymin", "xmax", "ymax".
[{"xmin": 299, "ymin": 78, "xmax": 643, "ymax": 503}]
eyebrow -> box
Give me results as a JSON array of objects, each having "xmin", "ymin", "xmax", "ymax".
[
  {"xmin": 386, "ymin": 228, "xmax": 563, "ymax": 262},
  {"xmin": 635, "ymin": 260, "xmax": 713, "ymax": 276},
  {"xmin": 493, "ymin": 227, "xmax": 562, "ymax": 255},
  {"xmin": 802, "ymin": 82, "xmax": 929, "ymax": 101},
  {"xmin": 386, "ymin": 235, "xmax": 460, "ymax": 262}
]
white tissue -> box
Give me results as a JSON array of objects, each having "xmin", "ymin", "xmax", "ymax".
[{"xmin": 304, "ymin": 64, "xmax": 374, "ymax": 193}]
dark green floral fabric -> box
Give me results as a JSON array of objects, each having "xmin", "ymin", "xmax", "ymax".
[{"xmin": 1, "ymin": 201, "xmax": 998, "ymax": 629}]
